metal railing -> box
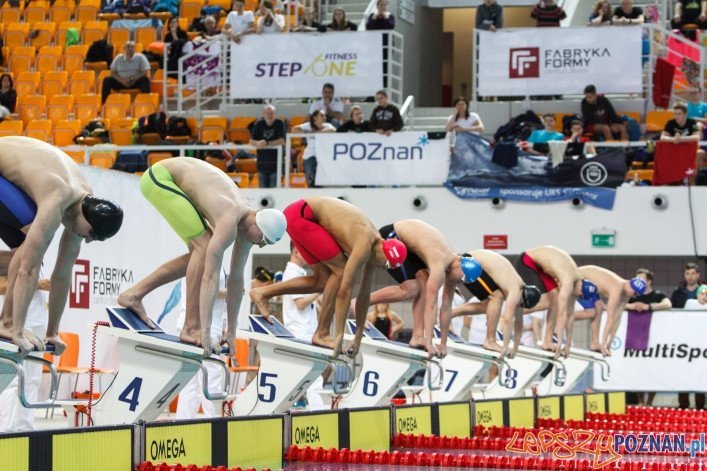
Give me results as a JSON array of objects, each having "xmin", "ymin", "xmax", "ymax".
[{"xmin": 400, "ymin": 95, "xmax": 415, "ymax": 130}]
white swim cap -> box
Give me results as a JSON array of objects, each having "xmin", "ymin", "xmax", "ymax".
[{"xmin": 255, "ymin": 209, "xmax": 286, "ymax": 244}]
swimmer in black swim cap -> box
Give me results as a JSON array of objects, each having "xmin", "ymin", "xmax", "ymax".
[{"xmin": 81, "ymin": 195, "xmax": 123, "ymax": 241}]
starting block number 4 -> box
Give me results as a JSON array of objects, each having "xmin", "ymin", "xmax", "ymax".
[{"xmin": 118, "ymin": 377, "xmax": 181, "ymax": 412}]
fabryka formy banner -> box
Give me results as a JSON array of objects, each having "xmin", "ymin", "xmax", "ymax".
[
  {"xmin": 314, "ymin": 132, "xmax": 449, "ymax": 186},
  {"xmin": 593, "ymin": 311, "xmax": 707, "ymax": 392},
  {"xmin": 477, "ymin": 26, "xmax": 643, "ymax": 96},
  {"xmin": 230, "ymin": 31, "xmax": 384, "ymax": 99}
]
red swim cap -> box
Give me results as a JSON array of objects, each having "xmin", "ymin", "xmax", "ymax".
[{"xmin": 382, "ymin": 239, "xmax": 407, "ymax": 269}]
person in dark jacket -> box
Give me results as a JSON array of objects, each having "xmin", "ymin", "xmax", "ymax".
[
  {"xmin": 369, "ymin": 90, "xmax": 403, "ymax": 136},
  {"xmin": 0, "ymin": 74, "xmax": 16, "ymax": 117},
  {"xmin": 366, "ymin": 0, "xmax": 395, "ymax": 30},
  {"xmin": 670, "ymin": 262, "xmax": 703, "ymax": 308},
  {"xmin": 581, "ymin": 84, "xmax": 628, "ymax": 141},
  {"xmin": 476, "ymin": 0, "xmax": 504, "ymax": 31}
]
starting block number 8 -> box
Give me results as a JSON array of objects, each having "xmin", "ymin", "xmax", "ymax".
[{"xmin": 505, "ymin": 368, "xmax": 518, "ymax": 389}]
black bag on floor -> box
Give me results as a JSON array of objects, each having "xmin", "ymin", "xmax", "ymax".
[
  {"xmin": 491, "ymin": 142, "xmax": 519, "ymax": 169},
  {"xmin": 112, "ymin": 150, "xmax": 148, "ymax": 173}
]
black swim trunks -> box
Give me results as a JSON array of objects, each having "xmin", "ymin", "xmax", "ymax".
[
  {"xmin": 379, "ymin": 223, "xmax": 427, "ymax": 284},
  {"xmin": 0, "ymin": 176, "xmax": 37, "ymax": 249}
]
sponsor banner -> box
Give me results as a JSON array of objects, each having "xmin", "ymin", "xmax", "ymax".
[
  {"xmin": 228, "ymin": 417, "xmax": 283, "ymax": 470},
  {"xmin": 477, "ymin": 27, "xmax": 643, "ymax": 96},
  {"xmin": 52, "ymin": 427, "xmax": 133, "ymax": 471},
  {"xmin": 563, "ymin": 395, "xmax": 585, "ymax": 421},
  {"xmin": 586, "ymin": 393, "xmax": 607, "ymax": 414},
  {"xmin": 474, "ymin": 400, "xmax": 504, "ymax": 428},
  {"xmin": 594, "ymin": 311, "xmax": 707, "ymax": 392},
  {"xmin": 290, "ymin": 411, "xmax": 339, "ymax": 449},
  {"xmin": 537, "ymin": 396, "xmax": 561, "ymax": 420},
  {"xmin": 508, "ymin": 398, "xmax": 535, "ymax": 428},
  {"xmin": 395, "ymin": 405, "xmax": 432, "ymax": 435},
  {"xmin": 445, "ymin": 133, "xmax": 623, "ymax": 209},
  {"xmin": 349, "ymin": 409, "xmax": 390, "ymax": 452},
  {"xmin": 438, "ymin": 403, "xmax": 471, "ymax": 438},
  {"xmin": 608, "ymin": 392, "xmax": 626, "ymax": 414},
  {"xmin": 144, "ymin": 422, "xmax": 212, "ymax": 466},
  {"xmin": 230, "ymin": 32, "xmax": 383, "ymax": 99},
  {"xmin": 185, "ymin": 42, "xmax": 222, "ymax": 91},
  {"xmin": 315, "ymin": 132, "xmax": 450, "ymax": 186},
  {"xmin": 0, "ymin": 436, "xmax": 28, "ymax": 471}
]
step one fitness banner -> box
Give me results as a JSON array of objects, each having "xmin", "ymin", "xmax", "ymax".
[
  {"xmin": 230, "ymin": 31, "xmax": 384, "ymax": 99},
  {"xmin": 593, "ymin": 310, "xmax": 707, "ymax": 392},
  {"xmin": 477, "ymin": 26, "xmax": 643, "ymax": 96},
  {"xmin": 314, "ymin": 132, "xmax": 450, "ymax": 186}
]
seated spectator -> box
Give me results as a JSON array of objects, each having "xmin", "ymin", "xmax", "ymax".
[
  {"xmin": 526, "ymin": 114, "xmax": 564, "ymax": 155},
  {"xmin": 101, "ymin": 41, "xmax": 151, "ymax": 104},
  {"xmin": 257, "ymin": 1, "xmax": 285, "ymax": 34},
  {"xmin": 164, "ymin": 17, "xmax": 188, "ymax": 43},
  {"xmin": 565, "ymin": 120, "xmax": 596, "ymax": 155},
  {"xmin": 223, "ymin": 0, "xmax": 255, "ymax": 43},
  {"xmin": 292, "ymin": 109, "xmax": 336, "ymax": 187},
  {"xmin": 531, "ymin": 0, "xmax": 567, "ymax": 27},
  {"xmin": 581, "ymin": 84, "xmax": 628, "ymax": 141},
  {"xmin": 685, "ymin": 284, "xmax": 707, "ymax": 309},
  {"xmin": 124, "ymin": 0, "xmax": 151, "ymax": 16},
  {"xmin": 613, "ymin": 0, "xmax": 644, "ymax": 25},
  {"xmin": 309, "ymin": 83, "xmax": 345, "ymax": 129},
  {"xmin": 685, "ymin": 85, "xmax": 707, "ymax": 124},
  {"xmin": 370, "ymin": 90, "xmax": 403, "ymax": 135},
  {"xmin": 0, "ymin": 73, "xmax": 16, "ymax": 117},
  {"xmin": 671, "ymin": 262, "xmax": 703, "ymax": 308},
  {"xmin": 366, "ymin": 0, "xmax": 395, "ymax": 30},
  {"xmin": 367, "ymin": 303, "xmax": 404, "ymax": 340},
  {"xmin": 338, "ymin": 105, "xmax": 371, "ymax": 133},
  {"xmin": 661, "ymin": 102, "xmax": 706, "ymax": 184},
  {"xmin": 327, "ymin": 7, "xmax": 357, "ymax": 31},
  {"xmin": 476, "ymin": 0, "xmax": 503, "ymax": 32},
  {"xmin": 293, "ymin": 7, "xmax": 324, "ymax": 32},
  {"xmin": 249, "ymin": 104, "xmax": 286, "ymax": 188},
  {"xmin": 446, "ymin": 97, "xmax": 484, "ymax": 135},
  {"xmin": 671, "ymin": 0, "xmax": 707, "ymax": 39},
  {"xmin": 588, "ymin": 0, "xmax": 613, "ymax": 26}
]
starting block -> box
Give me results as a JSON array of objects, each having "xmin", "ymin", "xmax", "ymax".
[
  {"xmin": 482, "ymin": 344, "xmax": 566, "ymax": 399},
  {"xmin": 74, "ymin": 307, "xmax": 230, "ymax": 426},
  {"xmin": 234, "ymin": 315, "xmax": 354, "ymax": 416},
  {"xmin": 330, "ymin": 321, "xmax": 442, "ymax": 409},
  {"xmin": 0, "ymin": 338, "xmax": 58, "ymax": 408},
  {"xmin": 536, "ymin": 347, "xmax": 610, "ymax": 395}
]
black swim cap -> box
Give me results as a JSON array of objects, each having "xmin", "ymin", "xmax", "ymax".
[
  {"xmin": 81, "ymin": 195, "xmax": 123, "ymax": 241},
  {"xmin": 521, "ymin": 285, "xmax": 541, "ymax": 309}
]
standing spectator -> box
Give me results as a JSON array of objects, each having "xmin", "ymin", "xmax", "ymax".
[
  {"xmin": 327, "ymin": 7, "xmax": 357, "ymax": 31},
  {"xmin": 338, "ymin": 105, "xmax": 371, "ymax": 133},
  {"xmin": 164, "ymin": 19, "xmax": 187, "ymax": 74},
  {"xmin": 292, "ymin": 109, "xmax": 336, "ymax": 187},
  {"xmin": 566, "ymin": 120, "xmax": 596, "ymax": 155},
  {"xmin": 309, "ymin": 83, "xmax": 345, "ymax": 129},
  {"xmin": 446, "ymin": 97, "xmax": 484, "ymax": 135},
  {"xmin": 223, "ymin": 0, "xmax": 255, "ymax": 43},
  {"xmin": 367, "ymin": 303, "xmax": 404, "ymax": 340},
  {"xmin": 256, "ymin": 1, "xmax": 285, "ymax": 34},
  {"xmin": 366, "ymin": 0, "xmax": 395, "ymax": 30},
  {"xmin": 292, "ymin": 7, "xmax": 324, "ymax": 32},
  {"xmin": 671, "ymin": 0, "xmax": 707, "ymax": 37},
  {"xmin": 685, "ymin": 85, "xmax": 707, "ymax": 124},
  {"xmin": 612, "ymin": 0, "xmax": 644, "ymax": 25},
  {"xmin": 581, "ymin": 84, "xmax": 628, "ymax": 141},
  {"xmin": 530, "ymin": 0, "xmax": 567, "ymax": 27},
  {"xmin": 625, "ymin": 268, "xmax": 672, "ymax": 407},
  {"xmin": 670, "ymin": 262, "xmax": 703, "ymax": 308},
  {"xmin": 0, "ymin": 74, "xmax": 16, "ymax": 117},
  {"xmin": 526, "ymin": 113, "xmax": 564, "ymax": 155},
  {"xmin": 281, "ymin": 243, "xmax": 326, "ymax": 410},
  {"xmin": 588, "ymin": 0, "xmax": 613, "ymax": 26},
  {"xmin": 164, "ymin": 17, "xmax": 188, "ymax": 42},
  {"xmin": 370, "ymin": 90, "xmax": 403, "ymax": 135},
  {"xmin": 101, "ymin": 41, "xmax": 151, "ymax": 103},
  {"xmin": 476, "ymin": 0, "xmax": 503, "ymax": 32},
  {"xmin": 685, "ymin": 284, "xmax": 707, "ymax": 309},
  {"xmin": 249, "ymin": 105, "xmax": 286, "ymax": 188}
]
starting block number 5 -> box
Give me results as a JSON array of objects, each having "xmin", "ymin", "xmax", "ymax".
[
  {"xmin": 258, "ymin": 372, "xmax": 278, "ymax": 403},
  {"xmin": 118, "ymin": 376, "xmax": 181, "ymax": 412}
]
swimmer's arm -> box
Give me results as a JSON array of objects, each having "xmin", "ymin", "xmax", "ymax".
[
  {"xmin": 0, "ymin": 250, "xmax": 13, "ymax": 276},
  {"xmin": 501, "ymin": 288, "xmax": 523, "ymax": 356},
  {"xmin": 556, "ymin": 281, "xmax": 575, "ymax": 353},
  {"xmin": 437, "ymin": 276, "xmax": 455, "ymax": 347},
  {"xmin": 336, "ymin": 244, "xmax": 369, "ymax": 349},
  {"xmin": 602, "ymin": 294, "xmax": 625, "ymax": 349},
  {"xmin": 46, "ymin": 228, "xmax": 82, "ymax": 339},
  {"xmin": 353, "ymin": 260, "xmax": 376, "ymax": 338}
]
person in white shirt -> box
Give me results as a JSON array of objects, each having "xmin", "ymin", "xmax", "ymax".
[
  {"xmin": 446, "ymin": 97, "xmax": 484, "ymax": 135},
  {"xmin": 292, "ymin": 109, "xmax": 336, "ymax": 187},
  {"xmin": 309, "ymin": 83, "xmax": 346, "ymax": 129},
  {"xmin": 175, "ymin": 270, "xmax": 227, "ymax": 419},
  {"xmin": 224, "ymin": 0, "xmax": 255, "ymax": 43},
  {"xmin": 256, "ymin": 0, "xmax": 285, "ymax": 33},
  {"xmin": 685, "ymin": 285, "xmax": 707, "ymax": 309},
  {"xmin": 282, "ymin": 243, "xmax": 325, "ymax": 410}
]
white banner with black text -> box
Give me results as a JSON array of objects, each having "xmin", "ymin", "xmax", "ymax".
[
  {"xmin": 313, "ymin": 132, "xmax": 450, "ymax": 186},
  {"xmin": 229, "ymin": 31, "xmax": 384, "ymax": 99},
  {"xmin": 593, "ymin": 310, "xmax": 707, "ymax": 392},
  {"xmin": 477, "ymin": 26, "xmax": 643, "ymax": 96}
]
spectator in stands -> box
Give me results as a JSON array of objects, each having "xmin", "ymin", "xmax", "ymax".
[
  {"xmin": 671, "ymin": 262, "xmax": 703, "ymax": 308},
  {"xmin": 671, "ymin": 0, "xmax": 707, "ymax": 37},
  {"xmin": 201, "ymin": 15, "xmax": 221, "ymax": 39},
  {"xmin": 476, "ymin": 0, "xmax": 503, "ymax": 32},
  {"xmin": 367, "ymin": 303, "xmax": 404, "ymax": 340},
  {"xmin": 327, "ymin": 7, "xmax": 358, "ymax": 31},
  {"xmin": 685, "ymin": 85, "xmax": 707, "ymax": 124},
  {"xmin": 257, "ymin": 1, "xmax": 286, "ymax": 34},
  {"xmin": 293, "ymin": 7, "xmax": 324, "ymax": 32},
  {"xmin": 581, "ymin": 84, "xmax": 628, "ymax": 141},
  {"xmin": 565, "ymin": 120, "xmax": 596, "ymax": 155},
  {"xmin": 661, "ymin": 102, "xmax": 706, "ymax": 183},
  {"xmin": 309, "ymin": 83, "xmax": 345, "ymax": 129},
  {"xmin": 530, "ymin": 0, "xmax": 566, "ymax": 27},
  {"xmin": 526, "ymin": 114, "xmax": 564, "ymax": 155},
  {"xmin": 366, "ymin": 0, "xmax": 395, "ymax": 30},
  {"xmin": 0, "ymin": 74, "xmax": 16, "ymax": 117},
  {"xmin": 164, "ymin": 17, "xmax": 188, "ymax": 43},
  {"xmin": 339, "ymin": 106, "xmax": 370, "ymax": 133},
  {"xmin": 588, "ymin": 0, "xmax": 613, "ymax": 26},
  {"xmin": 446, "ymin": 97, "xmax": 484, "ymax": 135},
  {"xmin": 101, "ymin": 41, "xmax": 151, "ymax": 104},
  {"xmin": 292, "ymin": 109, "xmax": 336, "ymax": 188},
  {"xmin": 370, "ymin": 90, "xmax": 403, "ymax": 135},
  {"xmin": 685, "ymin": 284, "xmax": 707, "ymax": 309},
  {"xmin": 224, "ymin": 0, "xmax": 255, "ymax": 43},
  {"xmin": 612, "ymin": 0, "xmax": 644, "ymax": 25},
  {"xmin": 249, "ymin": 104, "xmax": 286, "ymax": 188}
]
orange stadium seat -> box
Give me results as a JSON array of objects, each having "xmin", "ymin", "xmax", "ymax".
[
  {"xmin": 15, "ymin": 71, "xmax": 40, "ymax": 99},
  {"xmin": 227, "ymin": 116, "xmax": 255, "ymax": 144},
  {"xmin": 104, "ymin": 93, "xmax": 131, "ymax": 118},
  {"xmin": 70, "ymin": 70, "xmax": 96, "ymax": 94},
  {"xmin": 107, "ymin": 28, "xmax": 130, "ymax": 53},
  {"xmin": 45, "ymin": 70, "xmax": 69, "ymax": 89},
  {"xmin": 289, "ymin": 172, "xmax": 308, "ymax": 188},
  {"xmin": 180, "ymin": 1, "xmax": 203, "ymax": 21},
  {"xmin": 24, "ymin": 5, "xmax": 47, "ymax": 25},
  {"xmin": 0, "ymin": 9, "xmax": 21, "ymax": 26},
  {"xmin": 646, "ymin": 110, "xmax": 674, "ymax": 133},
  {"xmin": 135, "ymin": 26, "xmax": 157, "ymax": 50},
  {"xmin": 234, "ymin": 158, "xmax": 257, "ymax": 174},
  {"xmin": 35, "ymin": 46, "xmax": 62, "ymax": 74},
  {"xmin": 30, "ymin": 22, "xmax": 57, "ymax": 48},
  {"xmin": 244, "ymin": 0, "xmax": 258, "ymax": 11},
  {"xmin": 18, "ymin": 94, "xmax": 47, "ymax": 126},
  {"xmin": 8, "ymin": 46, "xmax": 35, "ymax": 76},
  {"xmin": 62, "ymin": 45, "xmax": 87, "ymax": 73},
  {"xmin": 52, "ymin": 119, "xmax": 81, "ymax": 146},
  {"xmin": 109, "ymin": 118, "xmax": 135, "ymax": 146},
  {"xmin": 41, "ymin": 71, "xmax": 68, "ymax": 102},
  {"xmin": 82, "ymin": 20, "xmax": 108, "ymax": 44},
  {"xmin": 97, "ymin": 69, "xmax": 112, "ymax": 95},
  {"xmin": 199, "ymin": 116, "xmax": 228, "ymax": 143},
  {"xmin": 150, "ymin": 69, "xmax": 177, "ymax": 97},
  {"xmin": 75, "ymin": 94, "xmax": 101, "ymax": 127},
  {"xmin": 56, "ymin": 21, "xmax": 82, "ymax": 46},
  {"xmin": 248, "ymin": 173, "xmax": 259, "ymax": 188},
  {"xmin": 4, "ymin": 25, "xmax": 28, "ymax": 49},
  {"xmin": 0, "ymin": 120, "xmax": 23, "ymax": 137},
  {"xmin": 47, "ymin": 94, "xmax": 75, "ymax": 124},
  {"xmin": 228, "ymin": 172, "xmax": 249, "ymax": 187},
  {"xmin": 147, "ymin": 152, "xmax": 172, "ymax": 166},
  {"xmin": 24, "ymin": 119, "xmax": 52, "ymax": 141},
  {"xmin": 89, "ymin": 152, "xmax": 115, "ymax": 168},
  {"xmin": 49, "ymin": 5, "xmax": 72, "ymax": 24},
  {"xmin": 205, "ymin": 155, "xmax": 227, "ymax": 172},
  {"xmin": 75, "ymin": 5, "xmax": 98, "ymax": 24}
]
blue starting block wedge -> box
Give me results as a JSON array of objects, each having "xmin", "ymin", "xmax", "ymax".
[
  {"xmin": 73, "ymin": 307, "xmax": 231, "ymax": 426},
  {"xmin": 536, "ymin": 347, "xmax": 609, "ymax": 395},
  {"xmin": 0, "ymin": 337, "xmax": 58, "ymax": 408}
]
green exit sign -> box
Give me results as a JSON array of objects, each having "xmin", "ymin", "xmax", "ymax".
[{"xmin": 592, "ymin": 234, "xmax": 615, "ymax": 248}]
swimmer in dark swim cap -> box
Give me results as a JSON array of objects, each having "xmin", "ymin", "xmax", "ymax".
[{"xmin": 0, "ymin": 137, "xmax": 124, "ymax": 354}]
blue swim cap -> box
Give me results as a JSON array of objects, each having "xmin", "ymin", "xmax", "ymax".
[
  {"xmin": 460, "ymin": 257, "xmax": 482, "ymax": 283},
  {"xmin": 630, "ymin": 277, "xmax": 647, "ymax": 295},
  {"xmin": 581, "ymin": 279, "xmax": 598, "ymax": 300}
]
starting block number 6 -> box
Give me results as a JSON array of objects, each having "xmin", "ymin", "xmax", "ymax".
[{"xmin": 118, "ymin": 376, "xmax": 181, "ymax": 412}]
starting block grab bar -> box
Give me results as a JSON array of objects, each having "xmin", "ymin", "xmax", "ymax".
[
  {"xmin": 569, "ymin": 350, "xmax": 611, "ymax": 382},
  {"xmin": 375, "ymin": 349, "xmax": 444, "ymax": 392},
  {"xmin": 0, "ymin": 355, "xmax": 58, "ymax": 408},
  {"xmin": 273, "ymin": 347, "xmax": 360, "ymax": 395}
]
